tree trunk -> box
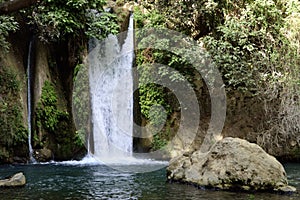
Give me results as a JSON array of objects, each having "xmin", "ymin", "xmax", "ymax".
[{"xmin": 0, "ymin": 0, "xmax": 40, "ymax": 14}]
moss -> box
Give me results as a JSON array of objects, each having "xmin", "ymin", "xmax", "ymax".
[
  {"xmin": 34, "ymin": 80, "xmax": 84, "ymax": 160},
  {"xmin": 0, "ymin": 66, "xmax": 27, "ymax": 162},
  {"xmin": 73, "ymin": 63, "xmax": 90, "ymax": 148},
  {"xmin": 35, "ymin": 81, "xmax": 68, "ymax": 132}
]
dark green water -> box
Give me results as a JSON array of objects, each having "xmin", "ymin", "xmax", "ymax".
[{"xmin": 0, "ymin": 162, "xmax": 299, "ymax": 199}]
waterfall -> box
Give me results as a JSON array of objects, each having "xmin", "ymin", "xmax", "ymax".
[
  {"xmin": 89, "ymin": 14, "xmax": 134, "ymax": 162},
  {"xmin": 27, "ymin": 38, "xmax": 36, "ymax": 163}
]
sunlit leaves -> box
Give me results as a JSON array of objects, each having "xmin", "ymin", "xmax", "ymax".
[
  {"xmin": 86, "ymin": 12, "xmax": 119, "ymax": 40},
  {"xmin": 31, "ymin": 0, "xmax": 119, "ymax": 42},
  {"xmin": 202, "ymin": 0, "xmax": 291, "ymax": 93},
  {"xmin": 0, "ymin": 15, "xmax": 18, "ymax": 50}
]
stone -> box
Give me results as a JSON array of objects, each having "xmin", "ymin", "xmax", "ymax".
[
  {"xmin": 167, "ymin": 137, "xmax": 296, "ymax": 193},
  {"xmin": 275, "ymin": 185, "xmax": 297, "ymax": 193},
  {"xmin": 0, "ymin": 172, "xmax": 26, "ymax": 187},
  {"xmin": 34, "ymin": 147, "xmax": 52, "ymax": 162}
]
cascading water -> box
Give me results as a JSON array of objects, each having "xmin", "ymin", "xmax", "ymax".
[
  {"xmin": 27, "ymin": 38, "xmax": 36, "ymax": 163},
  {"xmin": 89, "ymin": 14, "xmax": 134, "ymax": 162}
]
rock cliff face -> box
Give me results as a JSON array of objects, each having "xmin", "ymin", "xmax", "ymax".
[
  {"xmin": 167, "ymin": 137, "xmax": 296, "ymax": 193},
  {"xmin": 31, "ymin": 39, "xmax": 83, "ymax": 161},
  {"xmin": 0, "ymin": 19, "xmax": 84, "ymax": 163},
  {"xmin": 0, "ymin": 19, "xmax": 30, "ymax": 163}
]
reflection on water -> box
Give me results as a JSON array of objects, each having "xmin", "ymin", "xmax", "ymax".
[{"xmin": 0, "ymin": 162, "xmax": 299, "ymax": 199}]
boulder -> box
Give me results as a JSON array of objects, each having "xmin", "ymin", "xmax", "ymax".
[
  {"xmin": 33, "ymin": 148, "xmax": 52, "ymax": 162},
  {"xmin": 0, "ymin": 172, "xmax": 26, "ymax": 187},
  {"xmin": 167, "ymin": 137, "xmax": 296, "ymax": 193}
]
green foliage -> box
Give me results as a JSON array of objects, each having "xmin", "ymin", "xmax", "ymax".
[
  {"xmin": 203, "ymin": 0, "xmax": 287, "ymax": 93},
  {"xmin": 282, "ymin": 0, "xmax": 300, "ymax": 85},
  {"xmin": 145, "ymin": 0, "xmax": 297, "ymax": 94},
  {"xmin": 85, "ymin": 11, "xmax": 119, "ymax": 39},
  {"xmin": 134, "ymin": 7, "xmax": 166, "ymax": 29},
  {"xmin": 134, "ymin": 9, "xmax": 172, "ymax": 149},
  {"xmin": 148, "ymin": 0, "xmax": 248, "ymax": 38},
  {"xmin": 13, "ymin": 126, "xmax": 28, "ymax": 145},
  {"xmin": 35, "ymin": 81, "xmax": 69, "ymax": 133},
  {"xmin": 74, "ymin": 129, "xmax": 85, "ymax": 147},
  {"xmin": 150, "ymin": 121, "xmax": 173, "ymax": 151},
  {"xmin": 0, "ymin": 15, "xmax": 18, "ymax": 51},
  {"xmin": 135, "ymin": 8, "xmax": 194, "ymax": 122},
  {"xmin": 248, "ymin": 194, "xmax": 255, "ymax": 200},
  {"xmin": 34, "ymin": 80, "xmax": 85, "ymax": 154},
  {"xmin": 135, "ymin": 7, "xmax": 199, "ymax": 150},
  {"xmin": 137, "ymin": 0, "xmax": 300, "ymax": 153},
  {"xmin": 200, "ymin": 1, "xmax": 300, "ymax": 153},
  {"xmin": 256, "ymin": 0, "xmax": 300, "ymax": 149},
  {"xmin": 0, "ymin": 59, "xmax": 27, "ymax": 162},
  {"xmin": 72, "ymin": 63, "xmax": 90, "ymax": 147},
  {"xmin": 150, "ymin": 0, "xmax": 300, "ymax": 151},
  {"xmin": 135, "ymin": 9, "xmax": 170, "ymax": 123},
  {"xmin": 0, "ymin": 0, "xmax": 119, "ymax": 49},
  {"xmin": 151, "ymin": 134, "xmax": 167, "ymax": 151},
  {"xmin": 29, "ymin": 0, "xmax": 119, "ymax": 41},
  {"xmin": 0, "ymin": 66, "xmax": 27, "ymax": 151}
]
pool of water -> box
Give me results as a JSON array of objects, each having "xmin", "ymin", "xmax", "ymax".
[{"xmin": 0, "ymin": 161, "xmax": 299, "ymax": 199}]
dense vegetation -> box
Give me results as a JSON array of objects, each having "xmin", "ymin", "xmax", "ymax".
[
  {"xmin": 0, "ymin": 15, "xmax": 18, "ymax": 51},
  {"xmin": 29, "ymin": 0, "xmax": 119, "ymax": 42},
  {"xmin": 0, "ymin": 0, "xmax": 299, "ymax": 160},
  {"xmin": 35, "ymin": 81, "xmax": 69, "ymax": 143},
  {"xmin": 0, "ymin": 0, "xmax": 119, "ymax": 161},
  {"xmin": 0, "ymin": 0, "xmax": 119, "ymax": 47},
  {"xmin": 0, "ymin": 65, "xmax": 27, "ymax": 161},
  {"xmin": 135, "ymin": 0, "xmax": 300, "ymax": 152}
]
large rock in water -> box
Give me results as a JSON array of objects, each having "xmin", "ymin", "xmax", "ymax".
[
  {"xmin": 0, "ymin": 172, "xmax": 26, "ymax": 187},
  {"xmin": 167, "ymin": 137, "xmax": 296, "ymax": 193},
  {"xmin": 34, "ymin": 148, "xmax": 52, "ymax": 162}
]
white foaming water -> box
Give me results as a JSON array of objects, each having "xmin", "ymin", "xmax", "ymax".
[
  {"xmin": 35, "ymin": 14, "xmax": 168, "ymax": 171},
  {"xmin": 86, "ymin": 14, "xmax": 169, "ymax": 171},
  {"xmin": 55, "ymin": 154, "xmax": 102, "ymax": 166},
  {"xmin": 88, "ymin": 14, "xmax": 134, "ymax": 162},
  {"xmin": 44, "ymin": 154, "xmax": 168, "ymax": 168}
]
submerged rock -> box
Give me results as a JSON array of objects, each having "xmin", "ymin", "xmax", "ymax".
[
  {"xmin": 0, "ymin": 172, "xmax": 26, "ymax": 187},
  {"xmin": 167, "ymin": 137, "xmax": 296, "ymax": 193}
]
